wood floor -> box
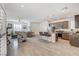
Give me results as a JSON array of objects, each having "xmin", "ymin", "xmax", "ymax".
[{"xmin": 7, "ymin": 36, "xmax": 79, "ymax": 56}]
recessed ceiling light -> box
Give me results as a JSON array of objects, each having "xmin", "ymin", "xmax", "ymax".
[{"xmin": 20, "ymin": 5, "xmax": 24, "ymax": 8}]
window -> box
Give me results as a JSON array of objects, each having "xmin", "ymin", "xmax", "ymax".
[{"xmin": 13, "ymin": 24, "xmax": 22, "ymax": 31}]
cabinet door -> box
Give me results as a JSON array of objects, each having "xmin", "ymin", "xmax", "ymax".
[
  {"xmin": 63, "ymin": 21, "xmax": 68, "ymax": 29},
  {"xmin": 75, "ymin": 15, "xmax": 79, "ymax": 28},
  {"xmin": 62, "ymin": 33, "xmax": 69, "ymax": 40}
]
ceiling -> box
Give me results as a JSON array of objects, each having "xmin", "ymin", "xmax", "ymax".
[{"xmin": 3, "ymin": 3, "xmax": 79, "ymax": 22}]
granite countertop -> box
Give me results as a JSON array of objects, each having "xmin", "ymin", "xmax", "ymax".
[{"xmin": 55, "ymin": 29, "xmax": 70, "ymax": 33}]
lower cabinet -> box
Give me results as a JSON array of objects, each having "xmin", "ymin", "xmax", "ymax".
[
  {"xmin": 69, "ymin": 34, "xmax": 79, "ymax": 47},
  {"xmin": 62, "ymin": 32, "xmax": 70, "ymax": 40}
]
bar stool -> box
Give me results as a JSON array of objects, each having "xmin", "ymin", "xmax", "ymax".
[
  {"xmin": 44, "ymin": 32, "xmax": 51, "ymax": 42},
  {"xmin": 46, "ymin": 33, "xmax": 51, "ymax": 42},
  {"xmin": 44, "ymin": 32, "xmax": 48, "ymax": 41},
  {"xmin": 39, "ymin": 32, "xmax": 44, "ymax": 39}
]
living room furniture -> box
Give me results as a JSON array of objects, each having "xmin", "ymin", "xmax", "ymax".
[
  {"xmin": 39, "ymin": 32, "xmax": 44, "ymax": 39},
  {"xmin": 39, "ymin": 32, "xmax": 52, "ymax": 42},
  {"xmin": 27, "ymin": 32, "xmax": 35, "ymax": 37},
  {"xmin": 16, "ymin": 32, "xmax": 27, "ymax": 43},
  {"xmin": 44, "ymin": 32, "xmax": 52, "ymax": 42}
]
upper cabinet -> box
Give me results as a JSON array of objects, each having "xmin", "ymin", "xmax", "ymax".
[
  {"xmin": 75, "ymin": 15, "xmax": 79, "ymax": 28},
  {"xmin": 48, "ymin": 19, "xmax": 69, "ymax": 29},
  {"xmin": 53, "ymin": 21, "xmax": 69, "ymax": 29}
]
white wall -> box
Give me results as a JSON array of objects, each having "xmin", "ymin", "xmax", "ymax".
[
  {"xmin": 66, "ymin": 16, "xmax": 75, "ymax": 30},
  {"xmin": 40, "ymin": 21, "xmax": 49, "ymax": 32},
  {"xmin": 31, "ymin": 22, "xmax": 40, "ymax": 35}
]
